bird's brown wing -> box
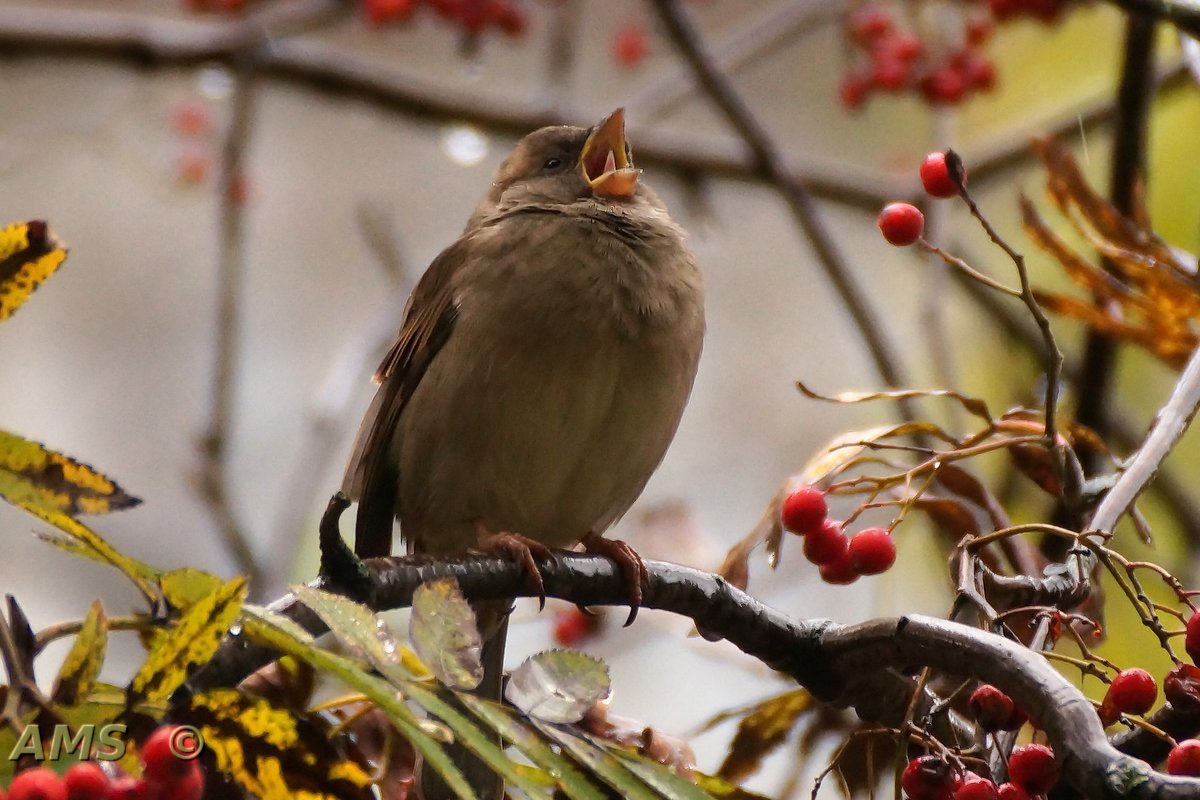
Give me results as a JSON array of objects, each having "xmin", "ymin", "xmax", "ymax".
[{"xmin": 343, "ymin": 239, "xmax": 466, "ymax": 558}]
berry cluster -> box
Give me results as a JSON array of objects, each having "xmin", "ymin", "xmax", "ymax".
[
  {"xmin": 987, "ymin": 0, "xmax": 1068, "ymax": 22},
  {"xmin": 780, "ymin": 486, "xmax": 897, "ymax": 584},
  {"xmin": 839, "ymin": 2, "xmax": 998, "ymax": 110},
  {"xmin": 900, "ymin": 743, "xmax": 1058, "ymax": 800},
  {"xmin": 360, "ymin": 0, "xmax": 527, "ymax": 36},
  {"xmin": 5, "ymin": 726, "xmax": 205, "ymax": 800}
]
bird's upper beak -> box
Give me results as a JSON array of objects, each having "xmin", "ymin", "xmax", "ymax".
[{"xmin": 580, "ymin": 108, "xmax": 641, "ymax": 199}]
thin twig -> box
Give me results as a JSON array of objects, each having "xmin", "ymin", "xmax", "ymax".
[{"xmin": 647, "ymin": 0, "xmax": 913, "ymax": 417}]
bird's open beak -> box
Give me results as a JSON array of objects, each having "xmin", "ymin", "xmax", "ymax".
[{"xmin": 580, "ymin": 108, "xmax": 641, "ymax": 199}]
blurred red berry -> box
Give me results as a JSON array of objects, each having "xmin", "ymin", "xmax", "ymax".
[
  {"xmin": 875, "ymin": 31, "xmax": 923, "ymax": 62},
  {"xmin": 177, "ymin": 148, "xmax": 210, "ymax": 186},
  {"xmin": 965, "ymin": 16, "xmax": 995, "ymax": 45},
  {"xmin": 781, "ymin": 485, "xmax": 828, "ymax": 534},
  {"xmin": 847, "ymin": 527, "xmax": 895, "ymax": 574},
  {"xmin": 1008, "ymin": 744, "xmax": 1059, "ymax": 795},
  {"xmin": 922, "ymin": 67, "xmax": 967, "ymax": 105},
  {"xmin": 553, "ymin": 606, "xmax": 601, "ymax": 647},
  {"xmin": 878, "ymin": 202, "xmax": 924, "ymax": 246},
  {"xmin": 64, "ymin": 762, "xmax": 111, "ymax": 800},
  {"xmin": 105, "ymin": 779, "xmax": 146, "ymax": 800},
  {"xmin": 968, "ymin": 684, "xmax": 1015, "ymax": 732},
  {"xmin": 170, "ymin": 100, "xmax": 211, "ymax": 138},
  {"xmin": 819, "ymin": 549, "xmax": 859, "ymax": 585},
  {"xmin": 803, "ymin": 519, "xmax": 849, "ymax": 566},
  {"xmin": 9, "ymin": 768, "xmax": 67, "ymax": 800},
  {"xmin": 840, "ymin": 73, "xmax": 872, "ymax": 110},
  {"xmin": 901, "ymin": 756, "xmax": 958, "ymax": 800},
  {"xmin": 920, "ymin": 152, "xmax": 962, "ymax": 199},
  {"xmin": 1168, "ymin": 739, "xmax": 1200, "ymax": 776},
  {"xmin": 872, "ymin": 58, "xmax": 910, "ymax": 91},
  {"xmin": 847, "ymin": 4, "xmax": 893, "ymax": 44},
  {"xmin": 491, "ymin": 1, "xmax": 528, "ymax": 36},
  {"xmin": 954, "ymin": 775, "xmax": 998, "ymax": 800},
  {"xmin": 613, "ymin": 24, "xmax": 650, "ymax": 68},
  {"xmin": 995, "ymin": 784, "xmax": 1030, "ymax": 800}
]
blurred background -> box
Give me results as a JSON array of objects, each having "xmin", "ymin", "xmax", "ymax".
[{"xmin": 1, "ymin": 0, "xmax": 1199, "ymax": 793}]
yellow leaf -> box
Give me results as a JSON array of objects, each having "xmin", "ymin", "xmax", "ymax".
[
  {"xmin": 717, "ymin": 688, "xmax": 813, "ymax": 783},
  {"xmin": 0, "ymin": 220, "xmax": 67, "ymax": 322},
  {"xmin": 29, "ymin": 507, "xmax": 157, "ymax": 600},
  {"xmin": 181, "ymin": 689, "xmax": 373, "ymax": 799},
  {"xmin": 128, "ymin": 577, "xmax": 246, "ymax": 704},
  {"xmin": 0, "ymin": 429, "xmax": 141, "ymax": 517},
  {"xmin": 51, "ymin": 600, "xmax": 108, "ymax": 706}
]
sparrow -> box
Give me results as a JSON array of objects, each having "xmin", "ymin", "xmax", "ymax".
[{"xmin": 342, "ymin": 108, "xmax": 704, "ymax": 799}]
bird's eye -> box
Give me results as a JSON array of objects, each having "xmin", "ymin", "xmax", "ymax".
[{"xmin": 542, "ymin": 157, "xmax": 563, "ymax": 171}]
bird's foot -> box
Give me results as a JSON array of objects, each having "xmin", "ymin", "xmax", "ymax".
[
  {"xmin": 474, "ymin": 526, "xmax": 555, "ymax": 610},
  {"xmin": 318, "ymin": 492, "xmax": 374, "ymax": 604},
  {"xmin": 580, "ymin": 533, "xmax": 647, "ymax": 627}
]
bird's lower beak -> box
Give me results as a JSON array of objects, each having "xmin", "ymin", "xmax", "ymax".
[{"xmin": 580, "ymin": 108, "xmax": 641, "ymax": 199}]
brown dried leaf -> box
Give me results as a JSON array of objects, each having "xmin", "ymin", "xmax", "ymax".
[
  {"xmin": 798, "ymin": 382, "xmax": 993, "ymax": 423},
  {"xmin": 1008, "ymin": 442, "xmax": 1063, "ymax": 496},
  {"xmin": 911, "ymin": 495, "xmax": 981, "ymax": 542},
  {"xmin": 717, "ymin": 688, "xmax": 813, "ymax": 783}
]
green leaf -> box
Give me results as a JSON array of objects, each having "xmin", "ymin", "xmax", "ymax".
[
  {"xmin": 410, "ymin": 579, "xmax": 483, "ymax": 690},
  {"xmin": 161, "ymin": 568, "xmax": 224, "ymax": 611},
  {"xmin": 533, "ymin": 721, "xmax": 661, "ymax": 800},
  {"xmin": 610, "ymin": 746, "xmax": 714, "ymax": 800},
  {"xmin": 29, "ymin": 509, "xmax": 157, "ymax": 601},
  {"xmin": 506, "ymin": 650, "xmax": 610, "ymax": 724},
  {"xmin": 51, "ymin": 600, "xmax": 107, "ymax": 706}
]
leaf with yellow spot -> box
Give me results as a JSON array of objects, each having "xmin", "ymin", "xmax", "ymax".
[
  {"xmin": 180, "ymin": 688, "xmax": 373, "ymax": 800},
  {"xmin": 0, "ymin": 429, "xmax": 141, "ymax": 517},
  {"xmin": 128, "ymin": 577, "xmax": 246, "ymax": 704},
  {"xmin": 51, "ymin": 600, "xmax": 107, "ymax": 706},
  {"xmin": 161, "ymin": 568, "xmax": 224, "ymax": 612},
  {"xmin": 0, "ymin": 220, "xmax": 67, "ymax": 322},
  {"xmin": 29, "ymin": 507, "xmax": 157, "ymax": 600}
]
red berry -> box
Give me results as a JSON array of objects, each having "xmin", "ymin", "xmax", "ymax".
[
  {"xmin": 1001, "ymin": 702, "xmax": 1028, "ymax": 732},
  {"xmin": 968, "ymin": 684, "xmax": 1015, "ymax": 732},
  {"xmin": 922, "ymin": 67, "xmax": 967, "ymax": 105},
  {"xmin": 553, "ymin": 606, "xmax": 601, "ymax": 647},
  {"xmin": 803, "ymin": 519, "xmax": 849, "ymax": 566},
  {"xmin": 177, "ymin": 148, "xmax": 210, "ymax": 186},
  {"xmin": 9, "ymin": 768, "xmax": 67, "ymax": 800},
  {"xmin": 847, "ymin": 4, "xmax": 893, "ymax": 44},
  {"xmin": 1008, "ymin": 744, "xmax": 1059, "ymax": 795},
  {"xmin": 612, "ymin": 24, "xmax": 649, "ymax": 68},
  {"xmin": 1104, "ymin": 668, "xmax": 1157, "ymax": 716},
  {"xmin": 105, "ymin": 779, "xmax": 147, "ymax": 800},
  {"xmin": 491, "ymin": 1, "xmax": 527, "ymax": 36},
  {"xmin": 819, "ymin": 549, "xmax": 859, "ymax": 585},
  {"xmin": 847, "ymin": 527, "xmax": 896, "ymax": 574},
  {"xmin": 875, "ymin": 32, "xmax": 923, "ymax": 62},
  {"xmin": 839, "ymin": 73, "xmax": 872, "ymax": 110},
  {"xmin": 954, "ymin": 775, "xmax": 998, "ymax": 800},
  {"xmin": 141, "ymin": 726, "xmax": 192, "ymax": 784},
  {"xmin": 901, "ymin": 756, "xmax": 957, "ymax": 800},
  {"xmin": 920, "ymin": 152, "xmax": 962, "ymax": 199},
  {"xmin": 64, "ymin": 762, "xmax": 111, "ymax": 800},
  {"xmin": 995, "ymin": 784, "xmax": 1029, "ymax": 800},
  {"xmin": 170, "ymin": 100, "xmax": 211, "ymax": 138},
  {"xmin": 1185, "ymin": 612, "xmax": 1200, "ymax": 664},
  {"xmin": 872, "ymin": 58, "xmax": 910, "ymax": 91},
  {"xmin": 965, "ymin": 17, "xmax": 994, "ymax": 45},
  {"xmin": 781, "ymin": 485, "xmax": 828, "ymax": 534},
  {"xmin": 1168, "ymin": 739, "xmax": 1200, "ymax": 776},
  {"xmin": 878, "ymin": 202, "xmax": 924, "ymax": 246}
]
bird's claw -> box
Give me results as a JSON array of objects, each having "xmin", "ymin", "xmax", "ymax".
[
  {"xmin": 476, "ymin": 530, "xmax": 554, "ymax": 610},
  {"xmin": 581, "ymin": 533, "xmax": 647, "ymax": 626}
]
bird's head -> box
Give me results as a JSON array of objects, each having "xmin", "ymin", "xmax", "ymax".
[{"xmin": 482, "ymin": 108, "xmax": 643, "ymax": 212}]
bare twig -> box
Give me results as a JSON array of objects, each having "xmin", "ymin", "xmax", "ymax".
[
  {"xmin": 195, "ymin": 59, "xmax": 266, "ymax": 589},
  {"xmin": 646, "ymin": 0, "xmax": 913, "ymax": 414}
]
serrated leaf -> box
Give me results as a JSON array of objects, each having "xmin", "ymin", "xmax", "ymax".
[
  {"xmin": 28, "ymin": 508, "xmax": 156, "ymax": 600},
  {"xmin": 534, "ymin": 721, "xmax": 660, "ymax": 800},
  {"xmin": 717, "ymin": 688, "xmax": 812, "ymax": 783},
  {"xmin": 51, "ymin": 600, "xmax": 107, "ymax": 706},
  {"xmin": 291, "ymin": 584, "xmax": 407, "ymax": 675},
  {"xmin": 410, "ymin": 579, "xmax": 483, "ymax": 690},
  {"xmin": 240, "ymin": 607, "xmax": 476, "ymax": 800},
  {"xmin": 162, "ymin": 568, "xmax": 224, "ymax": 611},
  {"xmin": 0, "ymin": 220, "xmax": 67, "ymax": 322},
  {"xmin": 459, "ymin": 695, "xmax": 607, "ymax": 800},
  {"xmin": 0, "ymin": 430, "xmax": 140, "ymax": 518},
  {"xmin": 506, "ymin": 651, "xmax": 610, "ymax": 724},
  {"xmin": 128, "ymin": 577, "xmax": 246, "ymax": 704},
  {"xmin": 180, "ymin": 688, "xmax": 373, "ymax": 800}
]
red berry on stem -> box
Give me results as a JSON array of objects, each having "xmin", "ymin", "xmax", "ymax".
[
  {"xmin": 64, "ymin": 762, "xmax": 111, "ymax": 800},
  {"xmin": 781, "ymin": 485, "xmax": 828, "ymax": 534},
  {"xmin": 901, "ymin": 756, "xmax": 958, "ymax": 800},
  {"xmin": 1185, "ymin": 611, "xmax": 1200, "ymax": 664},
  {"xmin": 847, "ymin": 527, "xmax": 895, "ymax": 574},
  {"xmin": 969, "ymin": 684, "xmax": 1015, "ymax": 732},
  {"xmin": 803, "ymin": 519, "xmax": 849, "ymax": 566},
  {"xmin": 1008, "ymin": 744, "xmax": 1059, "ymax": 795},
  {"xmin": 9, "ymin": 767, "xmax": 67, "ymax": 800},
  {"xmin": 954, "ymin": 775, "xmax": 998, "ymax": 800},
  {"xmin": 878, "ymin": 202, "xmax": 924, "ymax": 246},
  {"xmin": 1104, "ymin": 668, "xmax": 1157, "ymax": 716},
  {"xmin": 920, "ymin": 152, "xmax": 962, "ymax": 198},
  {"xmin": 1168, "ymin": 739, "xmax": 1200, "ymax": 776},
  {"xmin": 819, "ymin": 548, "xmax": 859, "ymax": 585}
]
